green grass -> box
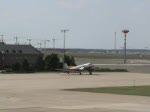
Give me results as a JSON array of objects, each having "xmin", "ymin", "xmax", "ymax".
[
  {"xmin": 71, "ymin": 53, "xmax": 150, "ymax": 59},
  {"xmin": 46, "ymin": 52, "xmax": 150, "ymax": 60},
  {"xmin": 65, "ymin": 85, "xmax": 150, "ymax": 97},
  {"xmin": 95, "ymin": 68, "xmax": 128, "ymax": 72}
]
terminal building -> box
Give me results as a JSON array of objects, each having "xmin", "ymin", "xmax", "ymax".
[{"xmin": 0, "ymin": 42, "xmax": 42, "ymax": 69}]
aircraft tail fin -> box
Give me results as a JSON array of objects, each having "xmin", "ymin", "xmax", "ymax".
[{"xmin": 63, "ymin": 63, "xmax": 69, "ymax": 69}]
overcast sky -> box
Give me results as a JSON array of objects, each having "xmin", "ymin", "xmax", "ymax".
[{"xmin": 0, "ymin": 0, "xmax": 150, "ymax": 49}]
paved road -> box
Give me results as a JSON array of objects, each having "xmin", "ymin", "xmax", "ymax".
[{"xmin": 0, "ymin": 72, "xmax": 150, "ymax": 112}]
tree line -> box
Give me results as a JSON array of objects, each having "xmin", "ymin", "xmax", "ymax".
[{"xmin": 11, "ymin": 54, "xmax": 76, "ymax": 73}]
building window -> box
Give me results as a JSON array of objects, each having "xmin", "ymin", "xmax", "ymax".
[
  {"xmin": 18, "ymin": 50, "xmax": 22, "ymax": 53},
  {"xmin": 12, "ymin": 50, "xmax": 16, "ymax": 53},
  {"xmin": 0, "ymin": 51, "xmax": 4, "ymax": 54},
  {"xmin": 5, "ymin": 50, "xmax": 9, "ymax": 53}
]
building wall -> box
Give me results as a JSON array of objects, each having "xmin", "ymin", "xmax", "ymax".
[{"xmin": 0, "ymin": 53, "xmax": 42, "ymax": 69}]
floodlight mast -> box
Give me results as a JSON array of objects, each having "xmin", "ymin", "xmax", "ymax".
[
  {"xmin": 27, "ymin": 39, "xmax": 32, "ymax": 45},
  {"xmin": 61, "ymin": 29, "xmax": 69, "ymax": 69},
  {"xmin": 114, "ymin": 32, "xmax": 116, "ymax": 53},
  {"xmin": 38, "ymin": 42, "xmax": 42, "ymax": 49},
  {"xmin": 0, "ymin": 34, "xmax": 4, "ymax": 43},
  {"xmin": 52, "ymin": 38, "xmax": 59, "ymax": 53},
  {"xmin": 52, "ymin": 38, "xmax": 55, "ymax": 49},
  {"xmin": 122, "ymin": 30, "xmax": 129, "ymax": 64},
  {"xmin": 43, "ymin": 40, "xmax": 50, "ymax": 54},
  {"xmin": 14, "ymin": 36, "xmax": 18, "ymax": 44}
]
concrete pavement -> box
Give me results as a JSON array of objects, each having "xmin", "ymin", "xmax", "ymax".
[{"xmin": 0, "ymin": 72, "xmax": 150, "ymax": 112}]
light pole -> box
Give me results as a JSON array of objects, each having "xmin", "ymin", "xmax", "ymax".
[
  {"xmin": 61, "ymin": 29, "xmax": 69, "ymax": 68},
  {"xmin": 43, "ymin": 40, "xmax": 50, "ymax": 54},
  {"xmin": 52, "ymin": 38, "xmax": 56, "ymax": 53},
  {"xmin": 14, "ymin": 36, "xmax": 18, "ymax": 44},
  {"xmin": 0, "ymin": 34, "xmax": 4, "ymax": 43},
  {"xmin": 122, "ymin": 30, "xmax": 129, "ymax": 64},
  {"xmin": 27, "ymin": 39, "xmax": 32, "ymax": 45},
  {"xmin": 52, "ymin": 38, "xmax": 55, "ymax": 49},
  {"xmin": 38, "ymin": 42, "xmax": 42, "ymax": 50},
  {"xmin": 114, "ymin": 32, "xmax": 117, "ymax": 53}
]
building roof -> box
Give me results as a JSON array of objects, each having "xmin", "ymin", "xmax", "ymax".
[{"xmin": 0, "ymin": 44, "xmax": 42, "ymax": 54}]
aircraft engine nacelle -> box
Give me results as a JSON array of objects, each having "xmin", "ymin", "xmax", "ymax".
[
  {"xmin": 85, "ymin": 65, "xmax": 94, "ymax": 71},
  {"xmin": 79, "ymin": 67, "xmax": 84, "ymax": 70}
]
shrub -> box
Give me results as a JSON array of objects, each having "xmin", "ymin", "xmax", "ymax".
[
  {"xmin": 64, "ymin": 55, "xmax": 76, "ymax": 66},
  {"xmin": 35, "ymin": 56, "xmax": 44, "ymax": 71},
  {"xmin": 44, "ymin": 54, "xmax": 60, "ymax": 71},
  {"xmin": 12, "ymin": 63, "xmax": 21, "ymax": 72}
]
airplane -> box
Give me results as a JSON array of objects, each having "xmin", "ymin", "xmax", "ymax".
[{"xmin": 58, "ymin": 63, "xmax": 95, "ymax": 75}]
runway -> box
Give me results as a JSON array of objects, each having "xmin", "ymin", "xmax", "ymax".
[{"xmin": 0, "ymin": 72, "xmax": 150, "ymax": 112}]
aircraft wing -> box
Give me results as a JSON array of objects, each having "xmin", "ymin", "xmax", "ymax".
[
  {"xmin": 56, "ymin": 68, "xmax": 83, "ymax": 74},
  {"xmin": 57, "ymin": 68, "xmax": 83, "ymax": 72}
]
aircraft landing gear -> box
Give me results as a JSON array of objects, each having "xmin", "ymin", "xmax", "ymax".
[{"xmin": 89, "ymin": 71, "xmax": 92, "ymax": 75}]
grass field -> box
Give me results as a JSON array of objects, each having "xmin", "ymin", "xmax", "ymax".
[
  {"xmin": 45, "ymin": 52, "xmax": 150, "ymax": 60},
  {"xmin": 66, "ymin": 53, "xmax": 150, "ymax": 60},
  {"xmin": 66, "ymin": 85, "xmax": 150, "ymax": 97}
]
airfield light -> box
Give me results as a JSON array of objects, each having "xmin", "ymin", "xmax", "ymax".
[{"xmin": 122, "ymin": 30, "xmax": 129, "ymax": 64}]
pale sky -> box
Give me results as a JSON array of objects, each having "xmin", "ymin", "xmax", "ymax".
[{"xmin": 0, "ymin": 0, "xmax": 150, "ymax": 49}]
